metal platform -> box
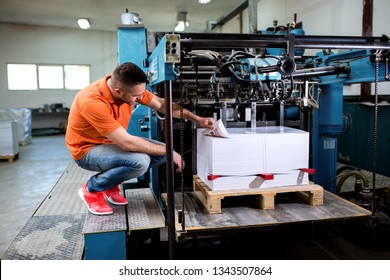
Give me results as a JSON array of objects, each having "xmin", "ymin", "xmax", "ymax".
[
  {"xmin": 168, "ymin": 190, "xmax": 371, "ymax": 239},
  {"xmin": 81, "ymin": 187, "xmax": 165, "ymax": 260},
  {"xmin": 126, "ymin": 188, "xmax": 166, "ymax": 231},
  {"xmin": 2, "ymin": 162, "xmax": 90, "ymax": 260},
  {"xmin": 3, "ymin": 160, "xmax": 375, "ymax": 260},
  {"xmin": 2, "ymin": 214, "xmax": 85, "ymax": 260},
  {"xmin": 2, "ymin": 161, "xmax": 167, "ymax": 260}
]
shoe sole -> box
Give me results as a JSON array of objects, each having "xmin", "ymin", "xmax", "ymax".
[
  {"xmin": 78, "ymin": 188, "xmax": 113, "ymax": 215},
  {"xmin": 103, "ymin": 193, "xmax": 128, "ymax": 206}
]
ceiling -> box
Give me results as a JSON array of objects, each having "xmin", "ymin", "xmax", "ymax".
[{"xmin": 0, "ymin": 0, "xmax": 246, "ymax": 33}]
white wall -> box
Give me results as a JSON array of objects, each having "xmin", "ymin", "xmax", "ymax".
[
  {"xmin": 0, "ymin": 23, "xmax": 118, "ymax": 109},
  {"xmin": 213, "ymin": 9, "xmax": 249, "ymax": 33},
  {"xmin": 257, "ymin": 0, "xmax": 363, "ymax": 36}
]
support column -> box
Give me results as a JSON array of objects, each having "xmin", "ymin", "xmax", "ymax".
[
  {"xmin": 361, "ymin": 0, "xmax": 373, "ymax": 96},
  {"xmin": 248, "ymin": 0, "xmax": 258, "ymax": 34}
]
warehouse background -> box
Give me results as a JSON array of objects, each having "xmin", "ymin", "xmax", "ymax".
[{"xmin": 0, "ymin": 0, "xmax": 389, "ymax": 110}]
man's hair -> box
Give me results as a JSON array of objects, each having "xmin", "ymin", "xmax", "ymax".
[{"xmin": 112, "ymin": 62, "xmax": 148, "ymax": 88}]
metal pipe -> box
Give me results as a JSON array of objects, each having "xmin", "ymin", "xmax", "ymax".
[
  {"xmin": 279, "ymin": 100, "xmax": 284, "ymax": 126},
  {"xmin": 164, "ymin": 80, "xmax": 175, "ymax": 260},
  {"xmin": 180, "ymin": 34, "xmax": 390, "ymax": 50},
  {"xmin": 293, "ymin": 65, "xmax": 350, "ymax": 78},
  {"xmin": 251, "ymin": 101, "xmax": 256, "ymax": 132}
]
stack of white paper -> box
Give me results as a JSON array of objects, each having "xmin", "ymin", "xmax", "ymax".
[
  {"xmin": 0, "ymin": 121, "xmax": 19, "ymax": 156},
  {"xmin": 197, "ymin": 125, "xmax": 310, "ymax": 190}
]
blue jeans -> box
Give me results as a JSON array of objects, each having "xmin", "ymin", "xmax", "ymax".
[{"xmin": 75, "ymin": 139, "xmax": 166, "ymax": 192}]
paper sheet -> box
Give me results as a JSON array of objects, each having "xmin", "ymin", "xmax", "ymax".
[{"xmin": 203, "ymin": 119, "xmax": 230, "ymax": 138}]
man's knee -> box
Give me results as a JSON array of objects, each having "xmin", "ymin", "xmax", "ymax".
[{"xmin": 130, "ymin": 154, "xmax": 151, "ymax": 175}]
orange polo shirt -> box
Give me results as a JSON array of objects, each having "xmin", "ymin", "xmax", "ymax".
[{"xmin": 65, "ymin": 75, "xmax": 153, "ymax": 160}]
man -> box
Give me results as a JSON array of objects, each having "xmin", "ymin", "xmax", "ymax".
[{"xmin": 65, "ymin": 62, "xmax": 214, "ymax": 215}]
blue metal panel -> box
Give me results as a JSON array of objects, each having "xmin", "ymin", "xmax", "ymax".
[
  {"xmin": 117, "ymin": 25, "xmax": 160, "ymax": 191},
  {"xmin": 318, "ymin": 83, "xmax": 344, "ymax": 135},
  {"xmin": 311, "ymin": 49, "xmax": 389, "ymax": 192},
  {"xmin": 127, "ymin": 104, "xmax": 159, "ymax": 187},
  {"xmin": 338, "ymin": 102, "xmax": 390, "ymax": 177},
  {"xmin": 117, "ymin": 26, "xmax": 147, "ymax": 69},
  {"xmin": 311, "ymin": 85, "xmax": 341, "ymax": 192},
  {"xmin": 316, "ymin": 137, "xmax": 338, "ymax": 193},
  {"xmin": 147, "ymin": 35, "xmax": 176, "ymax": 86},
  {"xmin": 84, "ymin": 231, "xmax": 127, "ymax": 260},
  {"xmin": 128, "ymin": 104, "xmax": 153, "ymax": 139}
]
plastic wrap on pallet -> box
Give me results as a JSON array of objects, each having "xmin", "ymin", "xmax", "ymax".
[{"xmin": 0, "ymin": 108, "xmax": 32, "ymax": 145}]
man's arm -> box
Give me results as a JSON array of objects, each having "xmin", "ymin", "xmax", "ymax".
[
  {"xmin": 106, "ymin": 126, "xmax": 164, "ymax": 155},
  {"xmin": 105, "ymin": 126, "xmax": 183, "ymax": 172},
  {"xmin": 146, "ymin": 95, "xmax": 215, "ymax": 129}
]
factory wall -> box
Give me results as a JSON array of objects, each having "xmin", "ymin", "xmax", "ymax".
[
  {"xmin": 0, "ymin": 0, "xmax": 389, "ymax": 111},
  {"xmin": 0, "ymin": 23, "xmax": 118, "ymax": 110}
]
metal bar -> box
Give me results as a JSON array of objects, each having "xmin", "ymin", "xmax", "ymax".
[
  {"xmin": 164, "ymin": 80, "xmax": 175, "ymax": 260},
  {"xmin": 361, "ymin": 0, "xmax": 373, "ymax": 96},
  {"xmin": 293, "ymin": 66, "xmax": 349, "ymax": 78},
  {"xmin": 180, "ymin": 34, "xmax": 390, "ymax": 50},
  {"xmin": 248, "ymin": 0, "xmax": 258, "ymax": 34},
  {"xmin": 372, "ymin": 54, "xmax": 380, "ymax": 216}
]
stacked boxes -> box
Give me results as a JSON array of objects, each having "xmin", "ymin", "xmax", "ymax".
[
  {"xmin": 197, "ymin": 126, "xmax": 310, "ymax": 190},
  {"xmin": 0, "ymin": 108, "xmax": 32, "ymax": 145}
]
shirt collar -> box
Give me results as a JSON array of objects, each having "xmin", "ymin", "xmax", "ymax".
[{"xmin": 98, "ymin": 75, "xmax": 117, "ymax": 104}]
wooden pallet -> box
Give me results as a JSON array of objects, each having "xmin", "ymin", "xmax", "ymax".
[
  {"xmin": 0, "ymin": 153, "xmax": 19, "ymax": 163},
  {"xmin": 193, "ymin": 175, "xmax": 324, "ymax": 214}
]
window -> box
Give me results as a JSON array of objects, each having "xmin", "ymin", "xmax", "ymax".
[
  {"xmin": 7, "ymin": 64, "xmax": 38, "ymax": 90},
  {"xmin": 7, "ymin": 63, "xmax": 90, "ymax": 90},
  {"xmin": 38, "ymin": 65, "xmax": 64, "ymax": 89},
  {"xmin": 64, "ymin": 65, "xmax": 90, "ymax": 90}
]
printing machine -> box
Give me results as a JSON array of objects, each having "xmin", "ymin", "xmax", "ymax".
[{"xmin": 117, "ymin": 22, "xmax": 390, "ymax": 257}]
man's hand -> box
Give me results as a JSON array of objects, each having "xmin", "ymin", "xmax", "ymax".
[
  {"xmin": 173, "ymin": 150, "xmax": 184, "ymax": 172},
  {"xmin": 198, "ymin": 117, "xmax": 215, "ymax": 130}
]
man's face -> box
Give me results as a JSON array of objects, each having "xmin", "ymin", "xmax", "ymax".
[{"xmin": 119, "ymin": 83, "xmax": 146, "ymax": 105}]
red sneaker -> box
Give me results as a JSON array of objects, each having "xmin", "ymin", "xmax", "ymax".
[
  {"xmin": 78, "ymin": 183, "xmax": 113, "ymax": 215},
  {"xmin": 103, "ymin": 186, "xmax": 128, "ymax": 205}
]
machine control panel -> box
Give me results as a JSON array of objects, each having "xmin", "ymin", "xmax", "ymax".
[{"xmin": 165, "ymin": 34, "xmax": 180, "ymax": 63}]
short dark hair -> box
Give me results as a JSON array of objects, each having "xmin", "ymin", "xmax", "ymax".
[{"xmin": 112, "ymin": 62, "xmax": 148, "ymax": 88}]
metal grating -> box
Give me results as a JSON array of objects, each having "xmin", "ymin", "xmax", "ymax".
[
  {"xmin": 2, "ymin": 214, "xmax": 85, "ymax": 260},
  {"xmin": 82, "ymin": 205, "xmax": 127, "ymax": 234},
  {"xmin": 58, "ymin": 161, "xmax": 97, "ymax": 184},
  {"xmin": 35, "ymin": 162, "xmax": 96, "ymax": 216},
  {"xmin": 34, "ymin": 182, "xmax": 87, "ymax": 216},
  {"xmin": 126, "ymin": 188, "xmax": 166, "ymax": 231}
]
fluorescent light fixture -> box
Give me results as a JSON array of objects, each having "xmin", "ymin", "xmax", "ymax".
[
  {"xmin": 77, "ymin": 18, "xmax": 90, "ymax": 29},
  {"xmin": 199, "ymin": 0, "xmax": 211, "ymax": 4}
]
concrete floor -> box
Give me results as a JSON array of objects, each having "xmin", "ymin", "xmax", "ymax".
[{"xmin": 0, "ymin": 134, "xmax": 72, "ymax": 258}]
